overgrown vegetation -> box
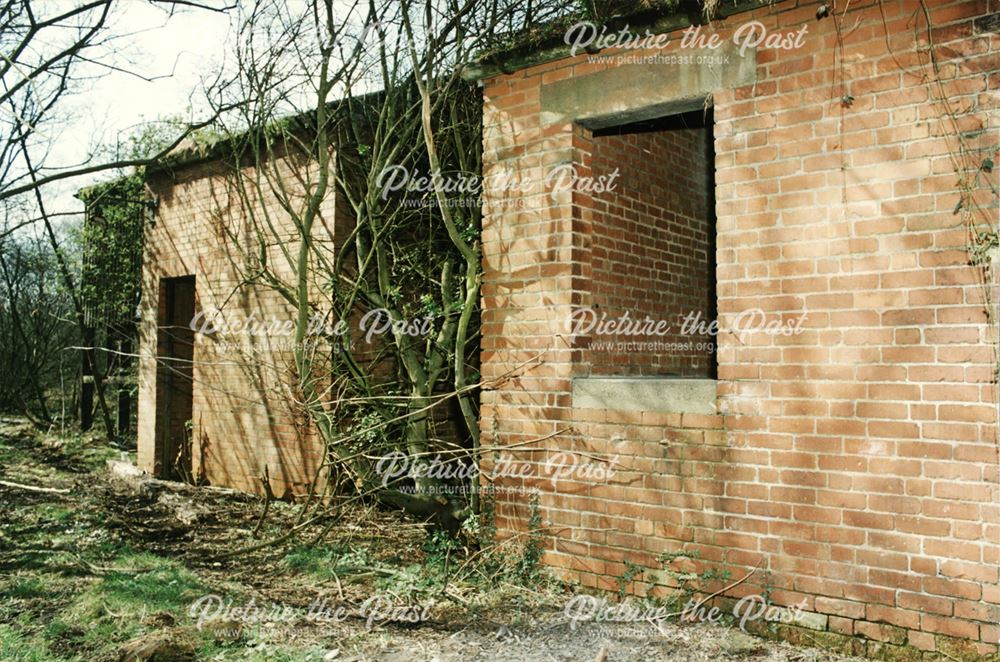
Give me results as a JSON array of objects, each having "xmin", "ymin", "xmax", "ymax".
[
  {"xmin": 0, "ymin": 419, "xmax": 572, "ymax": 661},
  {"xmin": 77, "ymin": 174, "xmax": 145, "ymax": 329},
  {"xmin": 193, "ymin": 0, "xmax": 583, "ymax": 534},
  {"xmin": 0, "ymin": 419, "xmax": 796, "ymax": 662}
]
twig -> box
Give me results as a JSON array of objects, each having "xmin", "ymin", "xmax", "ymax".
[
  {"xmin": 652, "ymin": 559, "xmax": 763, "ymax": 623},
  {"xmin": 252, "ymin": 465, "xmax": 273, "ymax": 539}
]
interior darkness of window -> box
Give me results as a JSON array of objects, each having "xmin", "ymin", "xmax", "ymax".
[{"xmin": 592, "ymin": 107, "xmax": 714, "ymax": 137}]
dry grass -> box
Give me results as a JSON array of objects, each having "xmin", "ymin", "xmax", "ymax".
[{"xmin": 0, "ymin": 417, "xmax": 867, "ymax": 661}]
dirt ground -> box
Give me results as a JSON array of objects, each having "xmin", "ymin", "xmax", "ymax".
[{"xmin": 0, "ymin": 417, "xmax": 868, "ymax": 661}]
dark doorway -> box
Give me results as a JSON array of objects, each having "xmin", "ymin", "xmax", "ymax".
[{"xmin": 155, "ymin": 276, "xmax": 195, "ymax": 481}]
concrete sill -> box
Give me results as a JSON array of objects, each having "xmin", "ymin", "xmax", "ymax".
[{"xmin": 572, "ymin": 377, "xmax": 717, "ymax": 415}]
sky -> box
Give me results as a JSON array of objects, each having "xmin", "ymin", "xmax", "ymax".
[
  {"xmin": 46, "ymin": 0, "xmax": 234, "ymax": 217},
  {"xmin": 80, "ymin": 2, "xmax": 233, "ymax": 142},
  {"xmin": 28, "ymin": 0, "xmax": 398, "ymax": 225}
]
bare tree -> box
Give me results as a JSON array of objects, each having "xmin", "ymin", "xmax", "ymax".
[
  {"xmin": 0, "ymin": 1, "xmax": 244, "ymax": 435},
  {"xmin": 0, "ymin": 0, "xmax": 240, "ymax": 206},
  {"xmin": 202, "ymin": 0, "xmax": 570, "ymax": 527},
  {"xmin": 0, "ymin": 229, "xmax": 76, "ymax": 422}
]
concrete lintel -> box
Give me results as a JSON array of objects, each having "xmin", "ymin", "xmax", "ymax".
[
  {"xmin": 540, "ymin": 42, "xmax": 755, "ymax": 128},
  {"xmin": 462, "ymin": 0, "xmax": 771, "ymax": 81},
  {"xmin": 573, "ymin": 377, "xmax": 717, "ymax": 414}
]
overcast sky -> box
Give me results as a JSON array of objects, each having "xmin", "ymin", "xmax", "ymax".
[
  {"xmin": 46, "ymin": 1, "xmax": 233, "ymax": 216},
  {"xmin": 84, "ymin": 2, "xmax": 232, "ymax": 139}
]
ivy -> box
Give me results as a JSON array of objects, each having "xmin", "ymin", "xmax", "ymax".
[{"xmin": 77, "ymin": 174, "xmax": 145, "ymax": 328}]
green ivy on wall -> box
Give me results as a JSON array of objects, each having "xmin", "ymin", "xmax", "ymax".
[{"xmin": 77, "ymin": 173, "xmax": 145, "ymax": 330}]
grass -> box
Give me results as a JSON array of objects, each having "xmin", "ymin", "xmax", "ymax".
[
  {"xmin": 0, "ymin": 548, "xmax": 210, "ymax": 659},
  {"xmin": 66, "ymin": 551, "xmax": 206, "ymax": 626},
  {"xmin": 0, "ymin": 622, "xmax": 67, "ymax": 662},
  {"xmin": 0, "ymin": 419, "xmax": 570, "ymax": 661},
  {"xmin": 0, "ymin": 422, "xmax": 217, "ymax": 660},
  {"xmin": 3, "ymin": 575, "xmax": 49, "ymax": 600},
  {"xmin": 281, "ymin": 543, "xmax": 375, "ymax": 580}
]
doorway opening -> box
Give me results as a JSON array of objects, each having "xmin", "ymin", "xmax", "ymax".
[{"xmin": 155, "ymin": 275, "xmax": 195, "ymax": 481}]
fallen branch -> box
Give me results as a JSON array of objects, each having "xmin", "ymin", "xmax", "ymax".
[{"xmin": 0, "ymin": 479, "xmax": 69, "ymax": 494}]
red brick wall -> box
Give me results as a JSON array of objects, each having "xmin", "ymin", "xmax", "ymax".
[
  {"xmin": 480, "ymin": 0, "xmax": 1000, "ymax": 655},
  {"xmin": 585, "ymin": 123, "xmax": 715, "ymax": 376},
  {"xmin": 138, "ymin": 153, "xmax": 338, "ymax": 497}
]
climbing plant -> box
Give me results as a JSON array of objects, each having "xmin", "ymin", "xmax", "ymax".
[{"xmin": 77, "ymin": 174, "xmax": 146, "ymax": 329}]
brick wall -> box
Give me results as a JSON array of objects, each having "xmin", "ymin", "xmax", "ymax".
[
  {"xmin": 585, "ymin": 120, "xmax": 715, "ymax": 376},
  {"xmin": 138, "ymin": 151, "xmax": 339, "ymax": 497},
  {"xmin": 479, "ymin": 0, "xmax": 1000, "ymax": 655}
]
